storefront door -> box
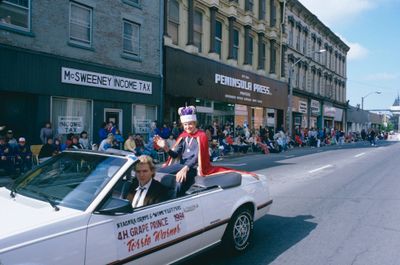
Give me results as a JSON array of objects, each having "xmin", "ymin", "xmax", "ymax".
[{"xmin": 105, "ymin": 109, "xmax": 123, "ymax": 131}]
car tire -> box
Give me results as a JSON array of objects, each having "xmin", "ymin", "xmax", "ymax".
[{"xmin": 222, "ymin": 207, "xmax": 253, "ymax": 254}]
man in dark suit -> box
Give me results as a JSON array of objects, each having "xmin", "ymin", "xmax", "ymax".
[{"xmin": 127, "ymin": 155, "xmax": 169, "ymax": 208}]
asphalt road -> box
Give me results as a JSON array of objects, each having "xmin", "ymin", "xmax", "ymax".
[{"xmin": 181, "ymin": 140, "xmax": 400, "ymax": 265}]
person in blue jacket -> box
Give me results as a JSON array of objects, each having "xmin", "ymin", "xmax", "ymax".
[{"xmin": 15, "ymin": 137, "xmax": 32, "ymax": 174}]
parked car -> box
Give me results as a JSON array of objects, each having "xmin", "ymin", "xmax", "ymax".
[{"xmin": 0, "ymin": 149, "xmax": 272, "ymax": 265}]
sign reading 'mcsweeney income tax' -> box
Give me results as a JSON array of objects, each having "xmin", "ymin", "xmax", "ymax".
[{"xmin": 61, "ymin": 67, "xmax": 152, "ymax": 94}]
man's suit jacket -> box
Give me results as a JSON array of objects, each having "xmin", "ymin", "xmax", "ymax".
[{"xmin": 127, "ymin": 179, "xmax": 169, "ymax": 207}]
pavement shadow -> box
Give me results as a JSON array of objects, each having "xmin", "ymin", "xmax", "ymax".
[{"xmin": 178, "ymin": 214, "xmax": 317, "ymax": 265}]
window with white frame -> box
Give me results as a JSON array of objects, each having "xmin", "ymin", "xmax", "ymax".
[
  {"xmin": 168, "ymin": 0, "xmax": 179, "ymax": 45},
  {"xmin": 0, "ymin": 0, "xmax": 31, "ymax": 31},
  {"xmin": 69, "ymin": 2, "xmax": 92, "ymax": 46},
  {"xmin": 193, "ymin": 10, "xmax": 202, "ymax": 52},
  {"xmin": 132, "ymin": 104, "xmax": 157, "ymax": 142},
  {"xmin": 51, "ymin": 97, "xmax": 93, "ymax": 142},
  {"xmin": 123, "ymin": 20, "xmax": 140, "ymax": 56}
]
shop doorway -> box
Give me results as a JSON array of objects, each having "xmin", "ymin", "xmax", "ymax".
[{"xmin": 104, "ymin": 109, "xmax": 123, "ymax": 131}]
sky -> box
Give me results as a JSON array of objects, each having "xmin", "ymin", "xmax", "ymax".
[{"xmin": 298, "ymin": 0, "xmax": 400, "ymax": 111}]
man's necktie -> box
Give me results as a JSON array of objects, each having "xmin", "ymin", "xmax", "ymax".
[{"xmin": 132, "ymin": 187, "xmax": 146, "ymax": 208}]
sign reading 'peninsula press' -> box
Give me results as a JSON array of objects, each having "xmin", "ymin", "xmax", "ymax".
[{"xmin": 61, "ymin": 67, "xmax": 152, "ymax": 94}]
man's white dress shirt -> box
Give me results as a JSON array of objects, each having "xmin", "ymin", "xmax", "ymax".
[{"xmin": 131, "ymin": 179, "xmax": 152, "ymax": 208}]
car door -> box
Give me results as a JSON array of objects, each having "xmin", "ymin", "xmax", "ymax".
[{"xmin": 85, "ymin": 189, "xmax": 205, "ymax": 265}]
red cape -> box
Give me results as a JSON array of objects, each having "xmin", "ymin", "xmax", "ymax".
[{"xmin": 162, "ymin": 130, "xmax": 257, "ymax": 178}]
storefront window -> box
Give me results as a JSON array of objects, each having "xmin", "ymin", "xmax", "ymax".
[
  {"xmin": 235, "ymin": 104, "xmax": 248, "ymax": 130},
  {"xmin": 51, "ymin": 97, "xmax": 93, "ymax": 141},
  {"xmin": 132, "ymin": 104, "xmax": 157, "ymax": 141},
  {"xmin": 251, "ymin": 107, "xmax": 263, "ymax": 130}
]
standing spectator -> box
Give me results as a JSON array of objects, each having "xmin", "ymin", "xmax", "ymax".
[
  {"xmin": 15, "ymin": 137, "xmax": 32, "ymax": 174},
  {"xmin": 211, "ymin": 121, "xmax": 219, "ymax": 140},
  {"xmin": 6, "ymin": 130, "xmax": 18, "ymax": 150},
  {"xmin": 361, "ymin": 129, "xmax": 367, "ymax": 141},
  {"xmin": 160, "ymin": 123, "xmax": 171, "ymax": 139},
  {"xmin": 124, "ymin": 134, "xmax": 137, "ymax": 153},
  {"xmin": 38, "ymin": 138, "xmax": 57, "ymax": 163},
  {"xmin": 107, "ymin": 121, "xmax": 117, "ymax": 135},
  {"xmin": 149, "ymin": 121, "xmax": 160, "ymax": 139},
  {"xmin": 171, "ymin": 121, "xmax": 181, "ymax": 139},
  {"xmin": 98, "ymin": 122, "xmax": 108, "ymax": 142},
  {"xmin": 99, "ymin": 133, "xmax": 114, "ymax": 151},
  {"xmin": 68, "ymin": 136, "xmax": 84, "ymax": 149},
  {"xmin": 40, "ymin": 122, "xmax": 53, "ymax": 145},
  {"xmin": 79, "ymin": 131, "xmax": 91, "ymax": 150},
  {"xmin": 369, "ymin": 129, "xmax": 376, "ymax": 146}
]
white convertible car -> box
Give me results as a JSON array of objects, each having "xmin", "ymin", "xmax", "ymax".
[{"xmin": 0, "ymin": 150, "xmax": 272, "ymax": 265}]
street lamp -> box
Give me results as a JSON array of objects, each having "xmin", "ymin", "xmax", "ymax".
[
  {"xmin": 288, "ymin": 49, "xmax": 326, "ymax": 137},
  {"xmin": 361, "ymin": 91, "xmax": 381, "ymax": 110}
]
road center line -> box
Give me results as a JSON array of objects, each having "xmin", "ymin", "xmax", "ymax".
[
  {"xmin": 309, "ymin": 165, "xmax": 333, "ymax": 173},
  {"xmin": 354, "ymin": 152, "xmax": 365, "ymax": 158},
  {"xmin": 218, "ymin": 163, "xmax": 247, "ymax": 166}
]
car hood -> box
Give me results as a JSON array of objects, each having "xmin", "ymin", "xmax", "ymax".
[{"xmin": 0, "ymin": 187, "xmax": 87, "ymax": 247}]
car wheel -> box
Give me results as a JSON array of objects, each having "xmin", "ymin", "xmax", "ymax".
[{"xmin": 222, "ymin": 207, "xmax": 253, "ymax": 253}]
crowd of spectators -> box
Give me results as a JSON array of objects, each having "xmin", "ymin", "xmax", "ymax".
[{"xmin": 0, "ymin": 120, "xmax": 387, "ymax": 177}]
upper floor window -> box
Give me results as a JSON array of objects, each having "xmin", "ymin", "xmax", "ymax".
[
  {"xmin": 193, "ymin": 10, "xmax": 202, "ymax": 52},
  {"xmin": 288, "ymin": 24, "xmax": 294, "ymax": 47},
  {"xmin": 269, "ymin": 41, "xmax": 276, "ymax": 74},
  {"xmin": 303, "ymin": 33, "xmax": 307, "ymax": 54},
  {"xmin": 215, "ymin": 20, "xmax": 222, "ymax": 57},
  {"xmin": 0, "ymin": 0, "xmax": 31, "ymax": 31},
  {"xmin": 233, "ymin": 29, "xmax": 239, "ymax": 60},
  {"xmin": 69, "ymin": 2, "xmax": 92, "ymax": 47},
  {"xmin": 248, "ymin": 36, "xmax": 254, "ymax": 65},
  {"xmin": 259, "ymin": 42, "xmax": 266, "ymax": 70},
  {"xmin": 123, "ymin": 20, "xmax": 140, "ymax": 56},
  {"xmin": 168, "ymin": 0, "xmax": 179, "ymax": 45},
  {"xmin": 245, "ymin": 0, "xmax": 254, "ymax": 12},
  {"xmin": 269, "ymin": 0, "xmax": 276, "ymax": 27},
  {"xmin": 259, "ymin": 0, "xmax": 266, "ymax": 20}
]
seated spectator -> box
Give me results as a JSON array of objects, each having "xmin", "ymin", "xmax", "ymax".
[
  {"xmin": 124, "ymin": 133, "xmax": 137, "ymax": 154},
  {"xmin": 99, "ymin": 133, "xmax": 114, "ymax": 151},
  {"xmin": 38, "ymin": 138, "xmax": 57, "ymax": 163},
  {"xmin": 79, "ymin": 131, "xmax": 91, "ymax": 150},
  {"xmin": 295, "ymin": 135, "xmax": 303, "ymax": 147},
  {"xmin": 68, "ymin": 135, "xmax": 84, "ymax": 149},
  {"xmin": 134, "ymin": 134, "xmax": 158, "ymax": 162},
  {"xmin": 0, "ymin": 136, "xmax": 15, "ymax": 175},
  {"xmin": 114, "ymin": 129, "xmax": 124, "ymax": 149},
  {"xmin": 126, "ymin": 155, "xmax": 169, "ymax": 208},
  {"xmin": 53, "ymin": 138, "xmax": 64, "ymax": 153},
  {"xmin": 254, "ymin": 133, "xmax": 269, "ymax": 154},
  {"xmin": 209, "ymin": 139, "xmax": 221, "ymax": 162},
  {"xmin": 15, "ymin": 137, "xmax": 32, "ymax": 174},
  {"xmin": 265, "ymin": 138, "xmax": 280, "ymax": 153},
  {"xmin": 232, "ymin": 134, "xmax": 250, "ymax": 153},
  {"xmin": 166, "ymin": 134, "xmax": 176, "ymax": 149}
]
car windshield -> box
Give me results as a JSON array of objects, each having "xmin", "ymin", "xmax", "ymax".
[{"xmin": 12, "ymin": 152, "xmax": 127, "ymax": 211}]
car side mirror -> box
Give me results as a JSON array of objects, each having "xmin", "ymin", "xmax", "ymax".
[{"xmin": 96, "ymin": 197, "xmax": 133, "ymax": 215}]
